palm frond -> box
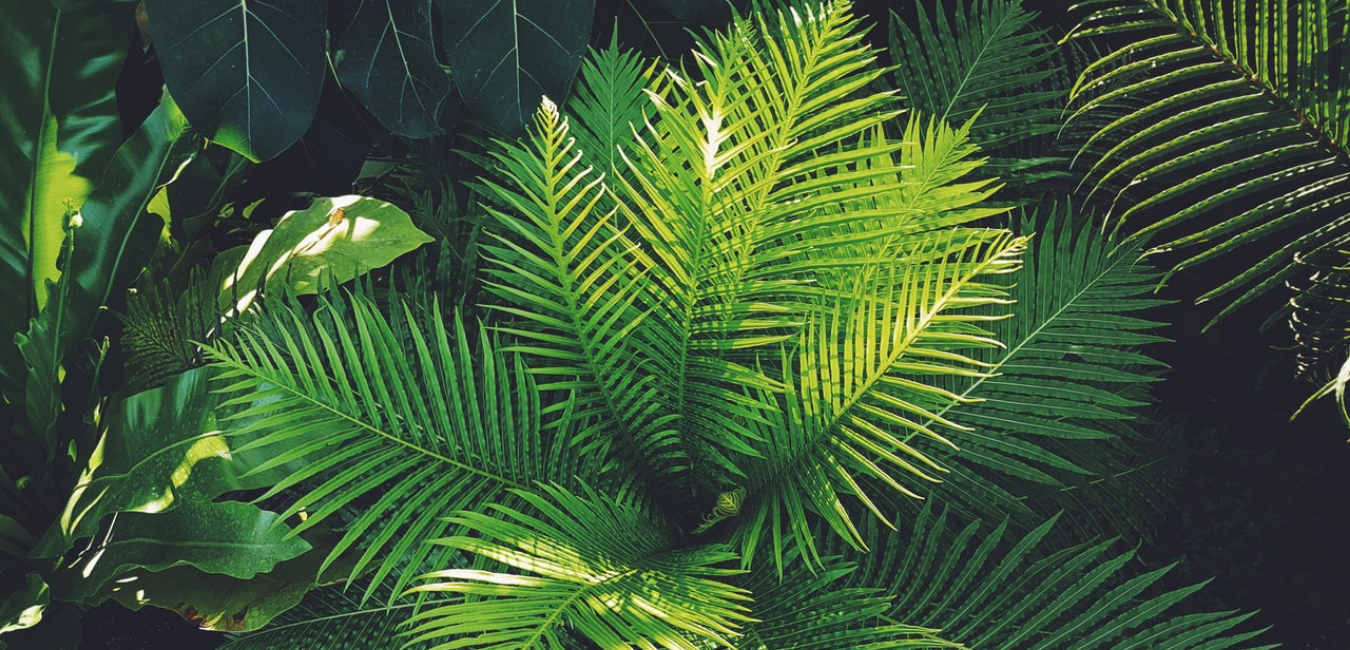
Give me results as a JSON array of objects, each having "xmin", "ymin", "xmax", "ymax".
[
  {"xmin": 568, "ymin": 37, "xmax": 653, "ymax": 177},
  {"xmin": 406, "ymin": 483, "xmax": 753, "ymax": 650},
  {"xmin": 897, "ymin": 204, "xmax": 1177, "ymax": 543},
  {"xmin": 737, "ymin": 554, "xmax": 959, "ymax": 650},
  {"xmin": 1066, "ymin": 0, "xmax": 1350, "ymax": 360},
  {"xmin": 477, "ymin": 97, "xmax": 675, "ymax": 491},
  {"xmin": 202, "ymin": 288, "xmax": 591, "ymax": 600},
  {"xmin": 848, "ymin": 506, "xmax": 1275, "ymax": 650},
  {"xmin": 890, "ymin": 0, "xmax": 1063, "ymax": 151},
  {"xmin": 730, "ymin": 229, "xmax": 1026, "ymax": 570},
  {"xmin": 608, "ymin": 0, "xmax": 907, "ymax": 488}
]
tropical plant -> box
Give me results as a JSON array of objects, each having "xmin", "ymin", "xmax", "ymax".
[
  {"xmin": 1064, "ymin": 0, "xmax": 1350, "ymax": 420},
  {"xmin": 0, "ymin": 0, "xmax": 1319, "ymax": 648}
]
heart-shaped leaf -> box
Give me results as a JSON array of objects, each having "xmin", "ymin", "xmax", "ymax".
[
  {"xmin": 333, "ymin": 0, "xmax": 448, "ymax": 138},
  {"xmin": 439, "ymin": 0, "xmax": 595, "ymax": 133},
  {"xmin": 145, "ymin": 0, "xmax": 327, "ymax": 162}
]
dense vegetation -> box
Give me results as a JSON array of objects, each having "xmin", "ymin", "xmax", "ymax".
[{"xmin": 3, "ymin": 0, "xmax": 1348, "ymax": 648}]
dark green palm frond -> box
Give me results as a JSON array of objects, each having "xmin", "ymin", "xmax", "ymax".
[
  {"xmin": 737, "ymin": 554, "xmax": 959, "ymax": 650},
  {"xmin": 219, "ymin": 580, "xmax": 447, "ymax": 650},
  {"xmin": 568, "ymin": 37, "xmax": 652, "ymax": 178},
  {"xmin": 730, "ymin": 229, "xmax": 1026, "ymax": 570},
  {"xmin": 895, "ymin": 205, "xmax": 1176, "ymax": 543},
  {"xmin": 201, "ymin": 289, "xmax": 591, "ymax": 600},
  {"xmin": 406, "ymin": 483, "xmax": 753, "ymax": 650},
  {"xmin": 890, "ymin": 0, "xmax": 1062, "ymax": 153},
  {"xmin": 1066, "ymin": 0, "xmax": 1350, "ymax": 355},
  {"xmin": 849, "ymin": 507, "xmax": 1275, "ymax": 650}
]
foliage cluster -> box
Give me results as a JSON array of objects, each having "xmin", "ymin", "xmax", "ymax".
[{"xmin": 3, "ymin": 0, "xmax": 1346, "ymax": 649}]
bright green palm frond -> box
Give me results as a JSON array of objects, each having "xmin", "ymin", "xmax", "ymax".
[
  {"xmin": 897, "ymin": 205, "xmax": 1177, "ymax": 543},
  {"xmin": 848, "ymin": 507, "xmax": 1275, "ymax": 650},
  {"xmin": 805, "ymin": 113, "xmax": 1009, "ymax": 294},
  {"xmin": 605, "ymin": 0, "xmax": 908, "ymax": 489},
  {"xmin": 737, "ymin": 554, "xmax": 959, "ymax": 650},
  {"xmin": 891, "ymin": 0, "xmax": 1062, "ymax": 152},
  {"xmin": 202, "ymin": 289, "xmax": 589, "ymax": 600},
  {"xmin": 477, "ymin": 99, "xmax": 676, "ymax": 488},
  {"xmin": 406, "ymin": 483, "xmax": 753, "ymax": 650},
  {"xmin": 728, "ymin": 229, "xmax": 1026, "ymax": 570},
  {"xmin": 1066, "ymin": 0, "xmax": 1350, "ymax": 352}
]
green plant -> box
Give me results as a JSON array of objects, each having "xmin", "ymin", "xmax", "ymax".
[
  {"xmin": 0, "ymin": 0, "xmax": 1318, "ymax": 648},
  {"xmin": 1065, "ymin": 0, "xmax": 1350, "ymax": 418}
]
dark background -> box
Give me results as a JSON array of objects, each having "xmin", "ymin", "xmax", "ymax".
[{"xmin": 76, "ymin": 1, "xmax": 1350, "ymax": 648}]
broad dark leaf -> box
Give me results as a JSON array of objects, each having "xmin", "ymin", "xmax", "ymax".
[
  {"xmin": 10, "ymin": 99, "xmax": 196, "ymax": 476},
  {"xmin": 145, "ymin": 0, "xmax": 326, "ymax": 162},
  {"xmin": 48, "ymin": 501, "xmax": 311, "ymax": 604},
  {"xmin": 439, "ymin": 0, "xmax": 595, "ymax": 133},
  {"xmin": 0, "ymin": 0, "xmax": 132, "ymax": 401},
  {"xmin": 333, "ymin": 0, "xmax": 448, "ymax": 138}
]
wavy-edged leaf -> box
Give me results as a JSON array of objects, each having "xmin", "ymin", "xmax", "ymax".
[
  {"xmin": 31, "ymin": 366, "xmax": 293, "ymax": 558},
  {"xmin": 202, "ymin": 289, "xmax": 594, "ymax": 600},
  {"xmin": 0, "ymin": 574, "xmax": 47, "ymax": 637},
  {"xmin": 213, "ymin": 195, "xmax": 434, "ymax": 318},
  {"xmin": 407, "ymin": 483, "xmax": 753, "ymax": 650},
  {"xmin": 10, "ymin": 99, "xmax": 197, "ymax": 478},
  {"xmin": 333, "ymin": 0, "xmax": 449, "ymax": 138},
  {"xmin": 847, "ymin": 507, "xmax": 1275, "ymax": 650},
  {"xmin": 145, "ymin": 0, "xmax": 327, "ymax": 161},
  {"xmin": 439, "ymin": 0, "xmax": 595, "ymax": 133}
]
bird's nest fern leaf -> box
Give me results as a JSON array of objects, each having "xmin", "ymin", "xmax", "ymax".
[
  {"xmin": 407, "ymin": 483, "xmax": 754, "ymax": 650},
  {"xmin": 201, "ymin": 289, "xmax": 596, "ymax": 602},
  {"xmin": 1066, "ymin": 0, "xmax": 1350, "ymax": 369}
]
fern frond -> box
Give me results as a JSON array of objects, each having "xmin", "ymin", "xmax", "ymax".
[
  {"xmin": 406, "ymin": 483, "xmax": 753, "ymax": 650},
  {"xmin": 478, "ymin": 97, "xmax": 676, "ymax": 493},
  {"xmin": 202, "ymin": 289, "xmax": 592, "ymax": 600},
  {"xmin": 569, "ymin": 38, "xmax": 653, "ymax": 177},
  {"xmin": 738, "ymin": 554, "xmax": 959, "ymax": 650},
  {"xmin": 219, "ymin": 580, "xmax": 445, "ymax": 650}
]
